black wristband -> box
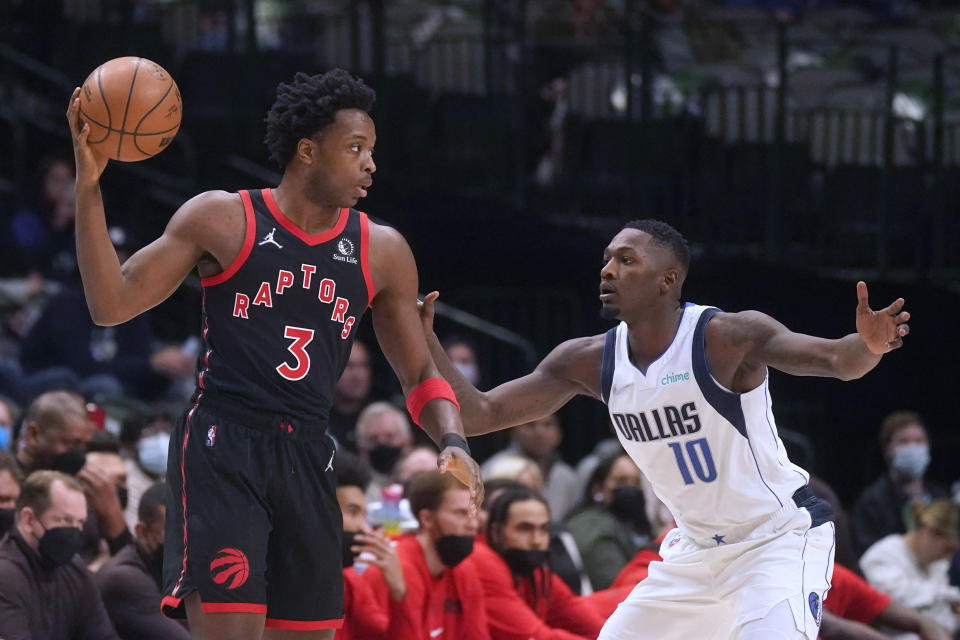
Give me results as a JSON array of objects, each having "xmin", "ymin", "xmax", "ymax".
[{"xmin": 440, "ymin": 433, "xmax": 471, "ymax": 456}]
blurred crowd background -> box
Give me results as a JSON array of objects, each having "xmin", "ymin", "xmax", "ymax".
[{"xmin": 1, "ymin": 0, "xmax": 960, "ymax": 638}]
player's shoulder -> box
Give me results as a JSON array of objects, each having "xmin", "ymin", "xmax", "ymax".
[
  {"xmin": 365, "ymin": 217, "xmax": 407, "ymax": 249},
  {"xmin": 167, "ymin": 190, "xmax": 243, "ymax": 234},
  {"xmin": 704, "ymin": 309, "xmax": 779, "ymax": 346},
  {"xmin": 542, "ymin": 333, "xmax": 606, "ymax": 383}
]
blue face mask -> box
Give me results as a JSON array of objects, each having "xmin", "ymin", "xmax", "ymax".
[
  {"xmin": 137, "ymin": 432, "xmax": 170, "ymax": 476},
  {"xmin": 0, "ymin": 426, "xmax": 9, "ymax": 452},
  {"xmin": 891, "ymin": 443, "xmax": 930, "ymax": 479}
]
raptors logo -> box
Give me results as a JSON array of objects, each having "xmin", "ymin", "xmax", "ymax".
[{"xmin": 210, "ymin": 548, "xmax": 250, "ymax": 589}]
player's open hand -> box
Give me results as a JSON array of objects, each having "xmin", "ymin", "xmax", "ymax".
[
  {"xmin": 417, "ymin": 291, "xmax": 439, "ymax": 336},
  {"xmin": 438, "ymin": 446, "xmax": 484, "ymax": 515},
  {"xmin": 855, "ymin": 281, "xmax": 910, "ymax": 354},
  {"xmin": 66, "ymin": 87, "xmax": 109, "ymax": 185}
]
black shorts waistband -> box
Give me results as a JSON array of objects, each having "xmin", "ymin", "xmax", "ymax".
[
  {"xmin": 193, "ymin": 394, "xmax": 330, "ymax": 440},
  {"xmin": 792, "ymin": 486, "xmax": 834, "ymax": 528}
]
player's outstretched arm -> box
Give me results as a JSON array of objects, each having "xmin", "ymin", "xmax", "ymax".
[
  {"xmin": 717, "ymin": 281, "xmax": 909, "ymax": 383},
  {"xmin": 68, "ymin": 89, "xmax": 222, "ymax": 326},
  {"xmin": 418, "ymin": 292, "xmax": 604, "ymax": 435},
  {"xmin": 367, "ymin": 224, "xmax": 483, "ymax": 507}
]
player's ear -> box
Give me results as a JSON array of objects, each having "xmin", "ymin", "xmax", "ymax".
[
  {"xmin": 295, "ymin": 137, "xmax": 317, "ymax": 165},
  {"xmin": 660, "ymin": 268, "xmax": 679, "ymax": 294}
]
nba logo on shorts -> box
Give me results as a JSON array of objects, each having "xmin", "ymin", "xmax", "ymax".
[
  {"xmin": 808, "ymin": 592, "xmax": 822, "ymax": 626},
  {"xmin": 206, "ymin": 425, "xmax": 217, "ymax": 447}
]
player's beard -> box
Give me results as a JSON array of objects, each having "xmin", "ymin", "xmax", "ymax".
[{"xmin": 599, "ymin": 303, "xmax": 619, "ymax": 320}]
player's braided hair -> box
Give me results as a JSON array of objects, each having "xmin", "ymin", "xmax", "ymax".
[
  {"xmin": 622, "ymin": 219, "xmax": 691, "ymax": 273},
  {"xmin": 264, "ymin": 68, "xmax": 376, "ymax": 169}
]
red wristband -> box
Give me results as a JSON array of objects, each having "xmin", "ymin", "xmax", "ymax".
[{"xmin": 405, "ymin": 378, "xmax": 460, "ymax": 427}]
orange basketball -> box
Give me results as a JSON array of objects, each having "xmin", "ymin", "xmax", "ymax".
[{"xmin": 78, "ymin": 56, "xmax": 182, "ymax": 162}]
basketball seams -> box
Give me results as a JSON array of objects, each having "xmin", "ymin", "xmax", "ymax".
[
  {"xmin": 133, "ymin": 77, "xmax": 179, "ymax": 155},
  {"xmin": 116, "ymin": 57, "xmax": 142, "ymax": 160}
]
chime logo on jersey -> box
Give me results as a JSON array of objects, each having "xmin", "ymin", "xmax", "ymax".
[
  {"xmin": 210, "ymin": 548, "xmax": 250, "ymax": 589},
  {"xmin": 230, "ymin": 267, "xmax": 356, "ymax": 340}
]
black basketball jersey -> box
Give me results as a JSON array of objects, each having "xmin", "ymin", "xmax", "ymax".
[{"xmin": 195, "ymin": 188, "xmax": 373, "ymax": 421}]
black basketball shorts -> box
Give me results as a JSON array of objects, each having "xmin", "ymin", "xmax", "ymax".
[{"xmin": 160, "ymin": 397, "xmax": 344, "ymax": 631}]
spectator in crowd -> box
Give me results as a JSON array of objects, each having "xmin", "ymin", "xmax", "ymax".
[
  {"xmin": 79, "ymin": 450, "xmax": 129, "ymax": 569},
  {"xmin": 822, "ymin": 563, "xmax": 952, "ymax": 640},
  {"xmin": 484, "ymin": 453, "xmax": 544, "ymax": 490},
  {"xmin": 0, "ymin": 451, "xmax": 23, "ymax": 537},
  {"xmin": 335, "ymin": 452, "xmax": 410, "ymax": 640},
  {"xmin": 0, "ymin": 470, "xmax": 119, "ymax": 639},
  {"xmin": 18, "ymin": 226, "xmax": 194, "ymax": 402},
  {"xmin": 481, "ymin": 414, "xmax": 582, "ymax": 523},
  {"xmin": 118, "ymin": 410, "xmax": 172, "ymax": 530},
  {"xmin": 563, "ymin": 452, "xmax": 652, "ymax": 591},
  {"xmin": 860, "ymin": 499, "xmax": 960, "ymax": 636},
  {"xmin": 0, "ymin": 394, "xmax": 19, "ymax": 452},
  {"xmin": 356, "ymin": 401, "xmax": 415, "ymax": 503},
  {"xmin": 14, "ymin": 391, "xmax": 132, "ymax": 557},
  {"xmin": 441, "ymin": 336, "xmax": 505, "ymax": 462},
  {"xmin": 854, "ymin": 411, "xmax": 949, "ymax": 554},
  {"xmin": 472, "ymin": 486, "xmax": 605, "ymax": 639},
  {"xmin": 393, "ymin": 445, "xmax": 440, "ymax": 486},
  {"xmin": 396, "ymin": 470, "xmax": 490, "ymax": 640},
  {"xmin": 330, "ymin": 341, "xmax": 374, "ymax": 452},
  {"xmin": 96, "ymin": 482, "xmax": 189, "ymax": 640}
]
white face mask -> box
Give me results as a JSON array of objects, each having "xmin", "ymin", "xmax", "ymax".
[
  {"xmin": 138, "ymin": 432, "xmax": 170, "ymax": 476},
  {"xmin": 453, "ymin": 362, "xmax": 480, "ymax": 386},
  {"xmin": 891, "ymin": 443, "xmax": 930, "ymax": 479}
]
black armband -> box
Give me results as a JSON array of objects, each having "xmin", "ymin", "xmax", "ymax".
[{"xmin": 440, "ymin": 432, "xmax": 471, "ymax": 456}]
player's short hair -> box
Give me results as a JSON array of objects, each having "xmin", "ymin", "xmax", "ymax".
[
  {"xmin": 334, "ymin": 451, "xmax": 373, "ymax": 492},
  {"xmin": 879, "ymin": 410, "xmax": 925, "ymax": 450},
  {"xmin": 16, "ymin": 470, "xmax": 83, "ymax": 516},
  {"xmin": 405, "ymin": 471, "xmax": 464, "ymax": 525},
  {"xmin": 622, "ymin": 219, "xmax": 691, "ymax": 273},
  {"xmin": 485, "ymin": 486, "xmax": 550, "ymax": 548},
  {"xmin": 138, "ymin": 482, "xmax": 167, "ymax": 526},
  {"xmin": 264, "ymin": 68, "xmax": 376, "ymax": 169}
]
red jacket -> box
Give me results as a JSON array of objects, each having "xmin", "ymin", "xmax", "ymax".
[
  {"xmin": 823, "ymin": 564, "xmax": 891, "ymax": 624},
  {"xmin": 470, "ymin": 542, "xmax": 605, "ymax": 640},
  {"xmin": 394, "ymin": 535, "xmax": 490, "ymax": 640},
  {"xmin": 341, "ymin": 566, "xmax": 390, "ymax": 640}
]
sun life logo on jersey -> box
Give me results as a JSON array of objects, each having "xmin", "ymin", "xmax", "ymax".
[
  {"xmin": 210, "ymin": 548, "xmax": 250, "ymax": 589},
  {"xmin": 333, "ymin": 237, "xmax": 357, "ymax": 264},
  {"xmin": 660, "ymin": 371, "xmax": 690, "ymax": 386}
]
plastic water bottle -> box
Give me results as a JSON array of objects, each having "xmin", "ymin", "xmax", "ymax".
[{"xmin": 379, "ymin": 484, "xmax": 403, "ymax": 538}]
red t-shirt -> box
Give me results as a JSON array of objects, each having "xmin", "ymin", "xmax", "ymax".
[
  {"xmin": 824, "ymin": 564, "xmax": 891, "ymax": 624},
  {"xmin": 470, "ymin": 542, "xmax": 605, "ymax": 640},
  {"xmin": 394, "ymin": 535, "xmax": 490, "ymax": 640}
]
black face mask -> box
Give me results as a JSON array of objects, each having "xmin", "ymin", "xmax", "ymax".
[
  {"xmin": 0, "ymin": 508, "xmax": 14, "ymax": 537},
  {"xmin": 342, "ymin": 530, "xmax": 360, "ymax": 568},
  {"xmin": 502, "ymin": 548, "xmax": 549, "ymax": 576},
  {"xmin": 37, "ymin": 525, "xmax": 85, "ymax": 569},
  {"xmin": 149, "ymin": 543, "xmax": 164, "ymax": 590},
  {"xmin": 434, "ymin": 534, "xmax": 474, "ymax": 567},
  {"xmin": 368, "ymin": 444, "xmax": 402, "ymax": 475},
  {"xmin": 609, "ymin": 486, "xmax": 647, "ymax": 523},
  {"xmin": 50, "ymin": 448, "xmax": 86, "ymax": 475}
]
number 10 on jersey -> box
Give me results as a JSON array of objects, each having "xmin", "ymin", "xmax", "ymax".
[{"xmin": 668, "ymin": 438, "xmax": 717, "ymax": 484}]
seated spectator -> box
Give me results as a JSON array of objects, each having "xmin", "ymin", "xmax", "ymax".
[
  {"xmin": 0, "ymin": 470, "xmax": 119, "ymax": 639},
  {"xmin": 118, "ymin": 410, "xmax": 172, "ymax": 530},
  {"xmin": 396, "ymin": 471, "xmax": 490, "ymax": 640},
  {"xmin": 96, "ymin": 482, "xmax": 189, "ymax": 639},
  {"xmin": 860, "ymin": 499, "xmax": 960, "ymax": 636},
  {"xmin": 356, "ymin": 401, "xmax": 414, "ymax": 503},
  {"xmin": 854, "ymin": 411, "xmax": 948, "ymax": 554},
  {"xmin": 473, "ymin": 486, "xmax": 605, "ymax": 639},
  {"xmin": 824, "ymin": 563, "xmax": 952, "ymax": 640},
  {"xmin": 79, "ymin": 450, "xmax": 129, "ymax": 570},
  {"xmin": 330, "ymin": 341, "xmax": 374, "ymax": 452},
  {"xmin": 335, "ymin": 452, "xmax": 409, "ymax": 640},
  {"xmin": 392, "ymin": 445, "xmax": 439, "ymax": 485},
  {"xmin": 0, "ymin": 451, "xmax": 23, "ymax": 536},
  {"xmin": 563, "ymin": 452, "xmax": 652, "ymax": 591},
  {"xmin": 481, "ymin": 415, "xmax": 581, "ymax": 523},
  {"xmin": 0, "ymin": 394, "xmax": 19, "ymax": 452},
  {"xmin": 485, "ymin": 453, "xmax": 544, "ymax": 490}
]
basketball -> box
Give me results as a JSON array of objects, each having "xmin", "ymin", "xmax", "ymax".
[{"xmin": 78, "ymin": 56, "xmax": 182, "ymax": 162}]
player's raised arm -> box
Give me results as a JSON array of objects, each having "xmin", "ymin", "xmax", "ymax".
[
  {"xmin": 68, "ymin": 88, "xmax": 228, "ymax": 326},
  {"xmin": 366, "ymin": 223, "xmax": 483, "ymax": 508},
  {"xmin": 714, "ymin": 280, "xmax": 910, "ymax": 384},
  {"xmin": 418, "ymin": 292, "xmax": 604, "ymax": 435}
]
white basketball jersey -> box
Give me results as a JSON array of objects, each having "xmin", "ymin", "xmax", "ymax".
[{"xmin": 601, "ymin": 303, "xmax": 810, "ymax": 542}]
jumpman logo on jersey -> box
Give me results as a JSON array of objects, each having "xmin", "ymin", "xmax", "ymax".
[
  {"xmin": 258, "ymin": 227, "xmax": 283, "ymax": 249},
  {"xmin": 325, "ymin": 449, "xmax": 335, "ymax": 472}
]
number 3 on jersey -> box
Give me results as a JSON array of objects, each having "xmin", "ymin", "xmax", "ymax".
[
  {"xmin": 276, "ymin": 326, "xmax": 314, "ymax": 381},
  {"xmin": 669, "ymin": 438, "xmax": 718, "ymax": 484}
]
